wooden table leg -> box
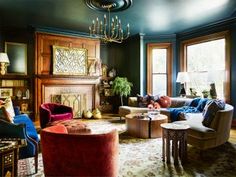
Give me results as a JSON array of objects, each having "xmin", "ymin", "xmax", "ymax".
[
  {"xmin": 173, "ymin": 137, "xmax": 178, "ymax": 164},
  {"xmin": 183, "ymin": 132, "xmax": 188, "ymax": 163},
  {"xmin": 166, "ymin": 131, "xmax": 170, "ymax": 163},
  {"xmin": 162, "ymin": 129, "xmax": 165, "ymax": 162}
]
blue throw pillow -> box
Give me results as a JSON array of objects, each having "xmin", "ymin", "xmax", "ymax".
[{"xmin": 202, "ymin": 99, "xmax": 225, "ymax": 127}]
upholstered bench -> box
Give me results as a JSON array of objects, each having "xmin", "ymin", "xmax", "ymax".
[{"xmin": 47, "ymin": 119, "xmax": 91, "ymax": 134}]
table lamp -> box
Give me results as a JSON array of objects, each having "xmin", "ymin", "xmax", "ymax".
[
  {"xmin": 0, "ymin": 53, "xmax": 10, "ymax": 75},
  {"xmin": 176, "ymin": 72, "xmax": 190, "ymax": 97}
]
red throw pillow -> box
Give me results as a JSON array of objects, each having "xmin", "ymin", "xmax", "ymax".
[
  {"xmin": 158, "ymin": 96, "xmax": 171, "ymax": 108},
  {"xmin": 153, "ymin": 102, "xmax": 161, "ymax": 109}
]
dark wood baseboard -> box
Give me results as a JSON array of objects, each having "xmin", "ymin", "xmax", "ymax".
[{"xmin": 232, "ymin": 119, "xmax": 236, "ymax": 127}]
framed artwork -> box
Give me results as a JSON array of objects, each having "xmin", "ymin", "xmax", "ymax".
[
  {"xmin": 53, "ymin": 45, "xmax": 88, "ymax": 75},
  {"xmin": 0, "ymin": 88, "xmax": 13, "ymax": 98},
  {"xmin": 5, "ymin": 42, "xmax": 27, "ymax": 75}
]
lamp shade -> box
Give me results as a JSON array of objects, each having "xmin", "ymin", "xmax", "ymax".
[
  {"xmin": 176, "ymin": 72, "xmax": 190, "ymax": 83},
  {"xmin": 0, "ymin": 53, "xmax": 10, "ymax": 63}
]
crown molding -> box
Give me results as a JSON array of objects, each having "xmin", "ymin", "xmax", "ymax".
[
  {"xmin": 31, "ymin": 25, "xmax": 92, "ymax": 38},
  {"xmin": 177, "ymin": 16, "xmax": 236, "ymax": 39}
]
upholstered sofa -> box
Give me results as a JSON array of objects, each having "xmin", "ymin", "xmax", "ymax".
[
  {"xmin": 119, "ymin": 97, "xmax": 193, "ymax": 121},
  {"xmin": 174, "ymin": 103, "xmax": 234, "ymax": 150},
  {"xmin": 41, "ymin": 125, "xmax": 118, "ymax": 177},
  {"xmin": 119, "ymin": 97, "xmax": 234, "ymax": 149}
]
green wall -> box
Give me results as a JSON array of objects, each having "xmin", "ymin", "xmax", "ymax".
[
  {"xmin": 0, "ymin": 28, "xmax": 35, "ymax": 75},
  {"xmin": 101, "ymin": 34, "xmax": 141, "ymax": 97}
]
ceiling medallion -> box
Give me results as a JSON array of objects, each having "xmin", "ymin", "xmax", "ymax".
[
  {"xmin": 85, "ymin": 0, "xmax": 132, "ymax": 43},
  {"xmin": 85, "ymin": 0, "xmax": 132, "ymax": 12}
]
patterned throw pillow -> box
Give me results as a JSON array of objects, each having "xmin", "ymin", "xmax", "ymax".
[
  {"xmin": 202, "ymin": 99, "xmax": 225, "ymax": 127},
  {"xmin": 137, "ymin": 94, "xmax": 150, "ymax": 107},
  {"xmin": 0, "ymin": 97, "xmax": 15, "ymax": 123},
  {"xmin": 0, "ymin": 107, "xmax": 12, "ymax": 122}
]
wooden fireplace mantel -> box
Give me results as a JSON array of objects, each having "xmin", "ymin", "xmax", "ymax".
[{"xmin": 34, "ymin": 32, "xmax": 101, "ymax": 122}]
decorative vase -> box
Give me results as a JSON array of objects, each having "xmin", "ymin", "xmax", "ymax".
[
  {"xmin": 92, "ymin": 108, "xmax": 102, "ymax": 119},
  {"xmin": 84, "ymin": 110, "xmax": 93, "ymax": 119},
  {"xmin": 17, "ymin": 90, "xmax": 22, "ymax": 100}
]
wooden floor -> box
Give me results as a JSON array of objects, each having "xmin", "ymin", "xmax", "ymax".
[{"xmin": 229, "ymin": 128, "xmax": 236, "ymax": 143}]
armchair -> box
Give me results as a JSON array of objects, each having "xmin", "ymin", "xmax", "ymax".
[
  {"xmin": 41, "ymin": 125, "xmax": 119, "ymax": 177},
  {"xmin": 39, "ymin": 103, "xmax": 73, "ymax": 128}
]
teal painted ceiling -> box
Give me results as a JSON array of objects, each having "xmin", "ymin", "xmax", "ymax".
[{"xmin": 0, "ymin": 0, "xmax": 236, "ymax": 36}]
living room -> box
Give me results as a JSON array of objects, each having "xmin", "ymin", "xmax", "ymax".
[{"xmin": 0, "ymin": 0, "xmax": 236, "ymax": 176}]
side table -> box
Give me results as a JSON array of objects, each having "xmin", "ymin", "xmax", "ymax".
[
  {"xmin": 0, "ymin": 138, "xmax": 26, "ymax": 177},
  {"xmin": 160, "ymin": 123, "xmax": 190, "ymax": 164}
]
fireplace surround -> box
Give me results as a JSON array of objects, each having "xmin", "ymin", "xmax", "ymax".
[{"xmin": 35, "ymin": 76, "xmax": 100, "ymax": 121}]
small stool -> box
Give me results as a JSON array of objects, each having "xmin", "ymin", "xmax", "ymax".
[
  {"xmin": 48, "ymin": 119, "xmax": 91, "ymax": 134},
  {"xmin": 160, "ymin": 123, "xmax": 190, "ymax": 164}
]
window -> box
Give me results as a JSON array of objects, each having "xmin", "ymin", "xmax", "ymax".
[
  {"xmin": 147, "ymin": 43, "xmax": 172, "ymax": 96},
  {"xmin": 180, "ymin": 31, "xmax": 230, "ymax": 102}
]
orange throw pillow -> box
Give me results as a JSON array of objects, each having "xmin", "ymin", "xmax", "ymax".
[{"xmin": 158, "ymin": 96, "xmax": 171, "ymax": 108}]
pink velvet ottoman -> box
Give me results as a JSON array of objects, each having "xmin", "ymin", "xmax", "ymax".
[{"xmin": 47, "ymin": 119, "xmax": 91, "ymax": 134}]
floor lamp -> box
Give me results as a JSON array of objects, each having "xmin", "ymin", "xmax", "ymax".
[{"xmin": 176, "ymin": 72, "xmax": 190, "ymax": 97}]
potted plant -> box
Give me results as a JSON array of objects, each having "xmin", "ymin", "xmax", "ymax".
[
  {"xmin": 112, "ymin": 77, "xmax": 133, "ymax": 106},
  {"xmin": 202, "ymin": 89, "xmax": 209, "ymax": 98}
]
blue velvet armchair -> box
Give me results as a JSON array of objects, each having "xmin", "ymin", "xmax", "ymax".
[{"xmin": 0, "ymin": 107, "xmax": 39, "ymax": 174}]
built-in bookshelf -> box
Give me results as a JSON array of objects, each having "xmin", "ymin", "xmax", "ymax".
[
  {"xmin": 0, "ymin": 75, "xmax": 34, "ymax": 120},
  {"xmin": 98, "ymin": 76, "xmax": 115, "ymax": 113}
]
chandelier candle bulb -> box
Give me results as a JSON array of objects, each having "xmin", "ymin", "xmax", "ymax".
[
  {"xmin": 104, "ymin": 14, "xmax": 106, "ymax": 25},
  {"xmin": 89, "ymin": 26, "xmax": 91, "ymax": 35},
  {"xmin": 100, "ymin": 21, "xmax": 103, "ymax": 33},
  {"xmin": 92, "ymin": 20, "xmax": 95, "ymax": 33}
]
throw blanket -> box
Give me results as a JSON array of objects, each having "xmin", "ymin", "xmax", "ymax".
[
  {"xmin": 168, "ymin": 106, "xmax": 200, "ymax": 122},
  {"xmin": 168, "ymin": 98, "xmax": 209, "ymax": 122}
]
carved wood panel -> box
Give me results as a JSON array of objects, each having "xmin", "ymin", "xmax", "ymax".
[{"xmin": 35, "ymin": 32, "xmax": 100, "ymax": 75}]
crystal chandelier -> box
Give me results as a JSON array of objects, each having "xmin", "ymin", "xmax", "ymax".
[{"xmin": 89, "ymin": 4, "xmax": 130, "ymax": 43}]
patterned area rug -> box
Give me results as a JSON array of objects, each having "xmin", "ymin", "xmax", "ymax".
[{"xmin": 18, "ymin": 119, "xmax": 236, "ymax": 177}]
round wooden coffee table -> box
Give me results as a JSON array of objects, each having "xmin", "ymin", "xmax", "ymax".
[{"xmin": 125, "ymin": 113, "xmax": 168, "ymax": 138}]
